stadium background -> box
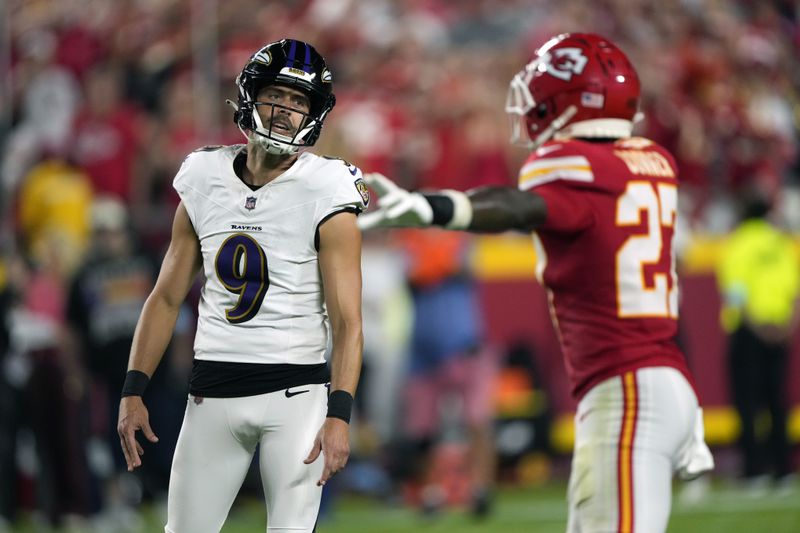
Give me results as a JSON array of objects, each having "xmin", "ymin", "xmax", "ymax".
[{"xmin": 2, "ymin": 0, "xmax": 799, "ymax": 531}]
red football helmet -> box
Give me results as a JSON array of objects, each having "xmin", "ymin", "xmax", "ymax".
[{"xmin": 505, "ymin": 33, "xmax": 641, "ymax": 149}]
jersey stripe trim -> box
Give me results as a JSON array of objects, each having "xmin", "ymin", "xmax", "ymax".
[
  {"xmin": 518, "ymin": 155, "xmax": 594, "ymax": 190},
  {"xmin": 314, "ymin": 207, "xmax": 361, "ymax": 251},
  {"xmin": 521, "ymin": 155, "xmax": 591, "ymax": 173},
  {"xmin": 617, "ymin": 371, "xmax": 638, "ymax": 533}
]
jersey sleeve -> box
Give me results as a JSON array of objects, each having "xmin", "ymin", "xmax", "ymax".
[
  {"xmin": 313, "ymin": 164, "xmax": 369, "ymax": 251},
  {"xmin": 172, "ymin": 152, "xmax": 200, "ymax": 230},
  {"xmin": 517, "ymin": 150, "xmax": 595, "ymax": 233},
  {"xmin": 320, "ymin": 166, "xmax": 370, "ymax": 221}
]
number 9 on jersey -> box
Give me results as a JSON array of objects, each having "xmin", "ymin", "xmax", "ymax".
[{"xmin": 215, "ymin": 234, "xmax": 270, "ymax": 323}]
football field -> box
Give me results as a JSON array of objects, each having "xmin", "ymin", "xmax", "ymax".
[
  {"xmin": 207, "ymin": 482, "xmax": 799, "ymax": 533},
  {"xmin": 10, "ymin": 481, "xmax": 798, "ymax": 532}
]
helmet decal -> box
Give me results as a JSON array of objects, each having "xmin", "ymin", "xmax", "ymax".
[
  {"xmin": 285, "ymin": 39, "xmax": 313, "ymax": 74},
  {"xmin": 581, "ymin": 92, "xmax": 605, "ymax": 108},
  {"xmin": 253, "ymin": 50, "xmax": 271, "ymax": 66},
  {"xmin": 541, "ymin": 48, "xmax": 588, "ymax": 81}
]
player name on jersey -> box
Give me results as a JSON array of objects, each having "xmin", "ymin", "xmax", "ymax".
[{"xmin": 613, "ymin": 149, "xmax": 675, "ymax": 178}]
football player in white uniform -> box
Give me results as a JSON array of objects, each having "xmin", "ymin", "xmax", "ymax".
[{"xmin": 117, "ymin": 39, "xmax": 368, "ymax": 533}]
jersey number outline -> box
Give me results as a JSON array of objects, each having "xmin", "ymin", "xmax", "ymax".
[
  {"xmin": 615, "ymin": 181, "xmax": 678, "ymax": 318},
  {"xmin": 214, "ymin": 233, "xmax": 270, "ymax": 324}
]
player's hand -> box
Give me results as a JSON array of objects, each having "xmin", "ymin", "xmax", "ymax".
[
  {"xmin": 303, "ymin": 417, "xmax": 350, "ymax": 486},
  {"xmin": 358, "ymin": 172, "xmax": 433, "ymax": 230},
  {"xmin": 117, "ymin": 396, "xmax": 159, "ymax": 472}
]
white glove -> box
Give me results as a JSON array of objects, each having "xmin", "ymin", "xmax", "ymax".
[
  {"xmin": 358, "ymin": 173, "xmax": 433, "ymax": 230},
  {"xmin": 676, "ymin": 408, "xmax": 715, "ymax": 481}
]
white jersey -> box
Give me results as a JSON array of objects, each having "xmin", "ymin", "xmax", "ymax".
[{"xmin": 173, "ymin": 145, "xmax": 369, "ymax": 365}]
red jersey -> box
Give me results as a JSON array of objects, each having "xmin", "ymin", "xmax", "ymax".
[{"xmin": 518, "ymin": 137, "xmax": 694, "ymax": 400}]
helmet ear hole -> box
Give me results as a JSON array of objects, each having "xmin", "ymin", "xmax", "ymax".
[{"xmin": 536, "ymin": 103, "xmax": 549, "ymax": 119}]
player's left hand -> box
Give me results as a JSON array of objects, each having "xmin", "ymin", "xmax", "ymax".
[
  {"xmin": 117, "ymin": 396, "xmax": 159, "ymax": 472},
  {"xmin": 304, "ymin": 417, "xmax": 350, "ymax": 486},
  {"xmin": 357, "ymin": 172, "xmax": 433, "ymax": 230}
]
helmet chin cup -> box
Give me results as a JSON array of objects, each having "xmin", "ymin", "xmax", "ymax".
[
  {"xmin": 249, "ymin": 108, "xmax": 299, "ymax": 155},
  {"xmin": 249, "ymin": 130, "xmax": 298, "ymax": 155}
]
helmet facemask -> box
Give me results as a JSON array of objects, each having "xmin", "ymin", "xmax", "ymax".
[
  {"xmin": 505, "ymin": 68, "xmax": 537, "ymax": 149},
  {"xmin": 505, "ymin": 68, "xmax": 578, "ymax": 150},
  {"xmin": 246, "ymin": 95, "xmax": 327, "ymax": 155}
]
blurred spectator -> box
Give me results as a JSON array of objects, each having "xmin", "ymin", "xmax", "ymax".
[
  {"xmin": 7, "ymin": 246, "xmax": 92, "ymax": 529},
  {"xmin": 66, "ymin": 197, "xmax": 191, "ymax": 529},
  {"xmin": 7, "ymin": 0, "xmax": 799, "ymax": 237},
  {"xmin": 3, "ymin": 29, "xmax": 81, "ymax": 208},
  {"xmin": 16, "ymin": 156, "xmax": 93, "ymax": 279},
  {"xmin": 717, "ymin": 195, "xmax": 800, "ymax": 491},
  {"xmin": 0, "ymin": 255, "xmax": 19, "ymax": 529},
  {"xmin": 492, "ymin": 342, "xmax": 553, "ymax": 485},
  {"xmin": 359, "ymin": 233, "xmax": 412, "ymax": 444},
  {"xmin": 72, "ymin": 64, "xmax": 143, "ymax": 204},
  {"xmin": 131, "ymin": 72, "xmax": 210, "ymax": 253},
  {"xmin": 395, "ymin": 229, "xmax": 497, "ymax": 517},
  {"xmin": 319, "ymin": 233, "xmax": 411, "ymax": 517}
]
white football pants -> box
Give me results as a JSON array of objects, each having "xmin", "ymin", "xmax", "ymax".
[
  {"xmin": 165, "ymin": 384, "xmax": 327, "ymax": 533},
  {"xmin": 566, "ymin": 367, "xmax": 713, "ymax": 533}
]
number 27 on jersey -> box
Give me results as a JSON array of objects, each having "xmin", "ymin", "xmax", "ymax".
[{"xmin": 616, "ymin": 181, "xmax": 678, "ymax": 319}]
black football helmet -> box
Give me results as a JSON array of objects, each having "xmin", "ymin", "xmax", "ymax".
[{"xmin": 233, "ymin": 39, "xmax": 335, "ymax": 154}]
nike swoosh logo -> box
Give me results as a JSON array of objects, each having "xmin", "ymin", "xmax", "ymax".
[
  {"xmin": 348, "ymin": 165, "xmax": 358, "ymax": 176},
  {"xmin": 536, "ymin": 144, "xmax": 563, "ymax": 156},
  {"xmin": 285, "ymin": 388, "xmax": 310, "ymax": 398}
]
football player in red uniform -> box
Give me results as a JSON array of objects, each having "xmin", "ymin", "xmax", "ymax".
[{"xmin": 359, "ymin": 33, "xmax": 713, "ymax": 533}]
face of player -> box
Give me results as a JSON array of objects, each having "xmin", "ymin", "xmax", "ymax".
[{"xmin": 254, "ymin": 84, "xmax": 311, "ymax": 138}]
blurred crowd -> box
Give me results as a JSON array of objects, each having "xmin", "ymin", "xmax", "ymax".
[{"xmin": 1, "ymin": 0, "xmax": 799, "ymax": 530}]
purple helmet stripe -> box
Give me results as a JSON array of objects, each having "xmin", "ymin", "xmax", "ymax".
[
  {"xmin": 303, "ymin": 43, "xmax": 312, "ymax": 72},
  {"xmin": 287, "ymin": 39, "xmax": 297, "ymax": 67}
]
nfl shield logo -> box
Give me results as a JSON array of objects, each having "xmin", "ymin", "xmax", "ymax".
[{"xmin": 244, "ymin": 196, "xmax": 257, "ymax": 210}]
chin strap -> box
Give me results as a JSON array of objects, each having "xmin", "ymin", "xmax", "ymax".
[
  {"xmin": 531, "ymin": 105, "xmax": 578, "ymax": 149},
  {"xmin": 227, "ymin": 99, "xmax": 254, "ymax": 145}
]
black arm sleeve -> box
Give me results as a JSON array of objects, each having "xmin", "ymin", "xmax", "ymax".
[{"xmin": 466, "ymin": 186, "xmax": 548, "ymax": 233}]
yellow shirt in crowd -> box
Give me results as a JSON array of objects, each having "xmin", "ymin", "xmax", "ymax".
[
  {"xmin": 18, "ymin": 159, "xmax": 93, "ymax": 275},
  {"xmin": 717, "ymin": 218, "xmax": 800, "ymax": 332}
]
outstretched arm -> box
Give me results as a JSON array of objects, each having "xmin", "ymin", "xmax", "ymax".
[
  {"xmin": 464, "ymin": 186, "xmax": 547, "ymax": 233},
  {"xmin": 358, "ymin": 173, "xmax": 548, "ymax": 234}
]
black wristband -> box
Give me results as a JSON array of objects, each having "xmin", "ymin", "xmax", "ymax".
[
  {"xmin": 422, "ymin": 194, "xmax": 455, "ymax": 227},
  {"xmin": 121, "ymin": 370, "xmax": 150, "ymax": 397},
  {"xmin": 326, "ymin": 389, "xmax": 354, "ymax": 424}
]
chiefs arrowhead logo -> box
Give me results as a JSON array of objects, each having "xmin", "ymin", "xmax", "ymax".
[{"xmin": 542, "ymin": 48, "xmax": 588, "ymax": 81}]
